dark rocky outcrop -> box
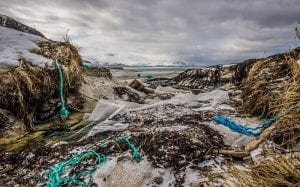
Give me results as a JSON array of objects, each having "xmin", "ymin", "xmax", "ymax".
[
  {"xmin": 113, "ymin": 87, "xmax": 144, "ymax": 104},
  {"xmin": 233, "ymin": 59, "xmax": 256, "ymax": 85},
  {"xmin": 83, "ymin": 66, "xmax": 112, "ymax": 79},
  {"xmin": 172, "ymin": 65, "xmax": 235, "ymax": 88},
  {"xmin": 0, "ymin": 14, "xmax": 45, "ymax": 37},
  {"xmin": 172, "ymin": 59, "xmax": 259, "ymax": 89}
]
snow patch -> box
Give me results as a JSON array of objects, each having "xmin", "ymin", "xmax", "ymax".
[
  {"xmin": 88, "ymin": 100, "xmax": 126, "ymax": 122},
  {"xmin": 0, "ymin": 26, "xmax": 51, "ymax": 68},
  {"xmin": 93, "ymin": 156, "xmax": 176, "ymax": 187},
  {"xmin": 87, "ymin": 120, "xmax": 129, "ymax": 137}
]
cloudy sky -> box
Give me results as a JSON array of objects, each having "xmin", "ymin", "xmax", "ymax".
[{"xmin": 1, "ymin": 0, "xmax": 299, "ymax": 66}]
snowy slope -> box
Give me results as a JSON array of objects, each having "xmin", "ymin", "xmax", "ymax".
[{"xmin": 0, "ymin": 26, "xmax": 52, "ymax": 68}]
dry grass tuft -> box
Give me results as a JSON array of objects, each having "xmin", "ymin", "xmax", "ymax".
[
  {"xmin": 271, "ymin": 56, "xmax": 300, "ymax": 148},
  {"xmin": 0, "ymin": 40, "xmax": 82, "ymax": 130},
  {"xmin": 227, "ymin": 155, "xmax": 300, "ymax": 186},
  {"xmin": 242, "ymin": 47, "xmax": 300, "ymax": 147}
]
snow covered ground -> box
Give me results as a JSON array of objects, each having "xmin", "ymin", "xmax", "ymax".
[{"xmin": 0, "ymin": 26, "xmax": 51, "ymax": 68}]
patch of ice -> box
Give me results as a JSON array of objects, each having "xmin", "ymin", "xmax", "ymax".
[
  {"xmin": 88, "ymin": 100, "xmax": 126, "ymax": 122},
  {"xmin": 0, "ymin": 26, "xmax": 52, "ymax": 68},
  {"xmin": 87, "ymin": 120, "xmax": 129, "ymax": 137}
]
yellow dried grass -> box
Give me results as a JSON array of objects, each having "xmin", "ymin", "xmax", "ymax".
[
  {"xmin": 271, "ymin": 56, "xmax": 300, "ymax": 147},
  {"xmin": 227, "ymin": 155, "xmax": 300, "ymax": 186}
]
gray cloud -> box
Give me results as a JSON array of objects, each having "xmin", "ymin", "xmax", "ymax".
[{"xmin": 1, "ymin": 0, "xmax": 299, "ymax": 66}]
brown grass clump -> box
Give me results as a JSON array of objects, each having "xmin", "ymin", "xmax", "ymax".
[
  {"xmin": 242, "ymin": 53, "xmax": 292, "ymax": 117},
  {"xmin": 226, "ymin": 155, "xmax": 300, "ymax": 186},
  {"xmin": 242, "ymin": 47, "xmax": 300, "ymax": 147},
  {"xmin": 82, "ymin": 66, "xmax": 112, "ymax": 79},
  {"xmin": 0, "ymin": 40, "xmax": 83, "ymax": 130},
  {"xmin": 271, "ymin": 56, "xmax": 300, "ymax": 148}
]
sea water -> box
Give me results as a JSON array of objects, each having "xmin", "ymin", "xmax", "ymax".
[{"xmin": 122, "ymin": 66, "xmax": 192, "ymax": 78}]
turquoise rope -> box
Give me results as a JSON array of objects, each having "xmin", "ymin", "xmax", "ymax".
[
  {"xmin": 118, "ymin": 137, "xmax": 143, "ymax": 162},
  {"xmin": 212, "ymin": 115, "xmax": 276, "ymax": 137},
  {"xmin": 83, "ymin": 63, "xmax": 90, "ymax": 69},
  {"xmin": 99, "ymin": 137, "xmax": 143, "ymax": 162},
  {"xmin": 46, "ymin": 150, "xmax": 106, "ymax": 187},
  {"xmin": 258, "ymin": 106, "xmax": 266, "ymax": 119},
  {"xmin": 55, "ymin": 59, "xmax": 70, "ymax": 118},
  {"xmin": 46, "ymin": 137, "xmax": 142, "ymax": 186},
  {"xmin": 213, "ymin": 102, "xmax": 300, "ymax": 137}
]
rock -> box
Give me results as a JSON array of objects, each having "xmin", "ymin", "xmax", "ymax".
[
  {"xmin": 129, "ymin": 79, "xmax": 145, "ymax": 91},
  {"xmin": 153, "ymin": 176, "xmax": 164, "ymax": 184},
  {"xmin": 83, "ymin": 66, "xmax": 112, "ymax": 79},
  {"xmin": 113, "ymin": 87, "xmax": 144, "ymax": 104},
  {"xmin": 0, "ymin": 14, "xmax": 45, "ymax": 37}
]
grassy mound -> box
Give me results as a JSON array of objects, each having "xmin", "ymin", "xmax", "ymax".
[
  {"xmin": 242, "ymin": 47, "xmax": 300, "ymax": 147},
  {"xmin": 0, "ymin": 40, "xmax": 83, "ymax": 131}
]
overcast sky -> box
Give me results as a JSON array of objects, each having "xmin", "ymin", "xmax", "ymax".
[{"xmin": 1, "ymin": 0, "xmax": 299, "ymax": 66}]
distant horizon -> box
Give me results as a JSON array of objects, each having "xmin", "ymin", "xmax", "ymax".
[{"xmin": 83, "ymin": 45, "xmax": 299, "ymax": 67}]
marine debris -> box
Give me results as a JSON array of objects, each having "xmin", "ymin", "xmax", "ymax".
[{"xmin": 1, "ymin": 14, "xmax": 300, "ymax": 187}]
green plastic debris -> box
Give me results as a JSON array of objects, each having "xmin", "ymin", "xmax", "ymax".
[
  {"xmin": 46, "ymin": 150, "xmax": 106, "ymax": 187},
  {"xmin": 99, "ymin": 137, "xmax": 143, "ymax": 162},
  {"xmin": 146, "ymin": 75, "xmax": 153, "ymax": 80},
  {"xmin": 55, "ymin": 59, "xmax": 70, "ymax": 118},
  {"xmin": 46, "ymin": 137, "xmax": 142, "ymax": 186},
  {"xmin": 83, "ymin": 63, "xmax": 90, "ymax": 69},
  {"xmin": 118, "ymin": 137, "xmax": 143, "ymax": 162},
  {"xmin": 168, "ymin": 80, "xmax": 174, "ymax": 86}
]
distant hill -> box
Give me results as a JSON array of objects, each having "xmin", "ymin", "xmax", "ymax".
[{"xmin": 81, "ymin": 56, "xmax": 128, "ymax": 67}]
